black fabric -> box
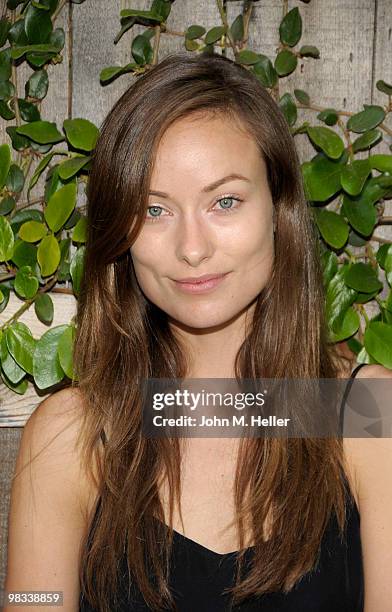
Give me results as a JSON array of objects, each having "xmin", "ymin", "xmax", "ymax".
[{"xmin": 80, "ymin": 365, "xmax": 366, "ymax": 611}]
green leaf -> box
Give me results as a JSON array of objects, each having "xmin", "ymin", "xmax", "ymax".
[
  {"xmin": 99, "ymin": 62, "xmax": 137, "ymax": 83},
  {"xmin": 316, "ymin": 108, "xmax": 339, "ymax": 126},
  {"xmin": 10, "ymin": 208, "xmax": 43, "ymax": 233},
  {"xmin": 313, "ymin": 209, "xmax": 349, "ymax": 249},
  {"xmin": 57, "ymin": 155, "xmax": 91, "ymax": 180},
  {"xmin": 0, "ymin": 19, "xmax": 11, "ymax": 47},
  {"xmin": 7, "ymin": 18, "xmax": 28, "ymax": 45},
  {"xmin": 346, "ymin": 337, "xmax": 362, "ymax": 356},
  {"xmin": 230, "ymin": 15, "xmax": 244, "ymax": 42},
  {"xmin": 34, "ymin": 292, "xmax": 53, "ymax": 325},
  {"xmin": 252, "ymin": 55, "xmax": 277, "ymax": 88},
  {"xmin": 0, "ymin": 215, "xmax": 14, "ymax": 261},
  {"xmin": 0, "ymin": 100, "xmax": 15, "ymax": 120},
  {"xmin": 321, "ymin": 250, "xmax": 338, "ymax": 288},
  {"xmin": 25, "ymin": 69, "xmax": 49, "ymax": 99},
  {"xmin": 279, "ymin": 7, "xmax": 302, "ymax": 47},
  {"xmin": 131, "ymin": 34, "xmax": 153, "ymax": 65},
  {"xmin": 37, "ymin": 233, "xmax": 61, "ymax": 276},
  {"xmin": 151, "ymin": 0, "xmax": 171, "ymax": 21},
  {"xmin": 376, "ymin": 80, "xmax": 392, "ymax": 95},
  {"xmin": 368, "ymin": 154, "xmax": 392, "ymax": 173},
  {"xmin": 274, "ymin": 49, "xmax": 297, "ymax": 76},
  {"xmin": 302, "ymin": 156, "xmax": 342, "ymax": 201},
  {"xmin": 70, "ymin": 245, "xmax": 85, "ymax": 296},
  {"xmin": 28, "ymin": 151, "xmax": 55, "ymax": 192},
  {"xmin": 352, "ymin": 129, "xmax": 382, "ymax": 152},
  {"xmin": 10, "ymin": 44, "xmax": 59, "ymax": 60},
  {"xmin": 376, "ymin": 244, "xmax": 392, "ymax": 270},
  {"xmin": 364, "ymin": 321, "xmax": 392, "ymax": 368},
  {"xmin": 0, "ymin": 142, "xmax": 11, "ymax": 189},
  {"xmin": 33, "ymin": 324, "xmax": 67, "ymax": 389},
  {"xmin": 24, "ymin": 3, "xmax": 53, "ymax": 43},
  {"xmin": 279, "ymin": 92, "xmax": 297, "ymax": 126},
  {"xmin": 355, "ymin": 289, "xmax": 380, "ymax": 304},
  {"xmin": 63, "ymin": 118, "xmax": 99, "ymax": 152},
  {"xmin": 44, "ymin": 182, "xmax": 76, "ymax": 232},
  {"xmin": 185, "ymin": 38, "xmax": 198, "ymax": 51},
  {"xmin": 72, "ymin": 215, "xmax": 87, "ymax": 242},
  {"xmin": 6, "ymin": 126, "xmax": 29, "ymax": 151},
  {"xmin": 341, "ymin": 194, "xmax": 377, "ymax": 237},
  {"xmin": 5, "ymin": 321, "xmax": 36, "ymax": 375},
  {"xmin": 19, "ymin": 220, "xmax": 47, "ymax": 242},
  {"xmin": 186, "ymin": 25, "xmax": 206, "ymax": 40},
  {"xmin": 347, "ymin": 105, "xmax": 385, "ymax": 133},
  {"xmin": 11, "ymin": 240, "xmax": 37, "ymax": 269},
  {"xmin": 14, "ymin": 265, "xmax": 39, "ymax": 298},
  {"xmin": 0, "ymin": 48, "xmax": 12, "ymax": 82},
  {"xmin": 237, "ymin": 49, "xmax": 261, "ymax": 65},
  {"xmin": 120, "ymin": 8, "xmax": 163, "ymax": 21},
  {"xmin": 18, "ymin": 98, "xmax": 40, "ymax": 122},
  {"xmin": 16, "ymin": 120, "xmax": 64, "ymax": 144},
  {"xmin": 0, "ymin": 79, "xmax": 14, "ymax": 100},
  {"xmin": 307, "ymin": 126, "xmax": 344, "ymax": 159},
  {"xmin": 344, "ymin": 262, "xmax": 383, "ymax": 293},
  {"xmin": 6, "ymin": 163, "xmax": 25, "ymax": 193},
  {"xmin": 294, "ymin": 89, "xmax": 310, "ymax": 105},
  {"xmin": 57, "ymin": 325, "xmax": 75, "ymax": 379},
  {"xmin": 329, "ymin": 306, "xmax": 359, "ymax": 343},
  {"xmin": 298, "ymin": 45, "xmax": 320, "ymax": 58},
  {"xmin": 0, "ymin": 333, "xmax": 26, "ymax": 384},
  {"xmin": 358, "ymin": 175, "xmax": 391, "ymax": 207},
  {"xmin": 340, "ymin": 159, "xmax": 371, "ymax": 196},
  {"xmin": 326, "ymin": 264, "xmax": 357, "ymax": 333},
  {"xmin": 49, "ymin": 27, "xmax": 64, "ymax": 51},
  {"xmin": 0, "ymin": 196, "xmax": 15, "ymax": 215},
  {"xmin": 205, "ymin": 26, "xmax": 225, "ymax": 45}
]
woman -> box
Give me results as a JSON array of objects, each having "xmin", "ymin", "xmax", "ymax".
[{"xmin": 5, "ymin": 52, "xmax": 392, "ymax": 612}]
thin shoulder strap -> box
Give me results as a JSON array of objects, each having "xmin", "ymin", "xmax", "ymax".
[{"xmin": 339, "ymin": 362, "xmax": 367, "ymax": 434}]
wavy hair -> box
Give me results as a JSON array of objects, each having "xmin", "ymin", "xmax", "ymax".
[{"xmin": 74, "ymin": 51, "xmax": 351, "ymax": 611}]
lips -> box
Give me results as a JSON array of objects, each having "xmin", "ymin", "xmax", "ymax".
[
  {"xmin": 175, "ymin": 273, "xmax": 227, "ymax": 284},
  {"xmin": 172, "ymin": 273, "xmax": 229, "ymax": 294}
]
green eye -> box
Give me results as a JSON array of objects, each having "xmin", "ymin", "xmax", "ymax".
[
  {"xmin": 147, "ymin": 206, "xmax": 162, "ymax": 217},
  {"xmin": 215, "ymin": 196, "xmax": 243, "ymax": 213}
]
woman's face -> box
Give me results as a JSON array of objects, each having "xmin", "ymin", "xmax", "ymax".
[{"xmin": 130, "ymin": 112, "xmax": 275, "ymax": 331}]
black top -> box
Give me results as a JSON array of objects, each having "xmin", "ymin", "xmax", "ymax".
[{"xmin": 79, "ymin": 364, "xmax": 366, "ymax": 611}]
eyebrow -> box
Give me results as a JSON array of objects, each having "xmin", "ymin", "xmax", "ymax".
[{"xmin": 148, "ymin": 173, "xmax": 251, "ymax": 198}]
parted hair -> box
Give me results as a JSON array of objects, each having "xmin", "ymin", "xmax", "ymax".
[{"xmin": 73, "ymin": 51, "xmax": 351, "ymax": 611}]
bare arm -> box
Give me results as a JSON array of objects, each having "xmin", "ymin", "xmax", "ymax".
[
  {"xmin": 344, "ymin": 364, "xmax": 392, "ymax": 612},
  {"xmin": 4, "ymin": 388, "xmax": 96, "ymax": 612}
]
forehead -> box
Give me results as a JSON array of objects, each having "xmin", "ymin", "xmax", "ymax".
[{"xmin": 150, "ymin": 112, "xmax": 267, "ymax": 189}]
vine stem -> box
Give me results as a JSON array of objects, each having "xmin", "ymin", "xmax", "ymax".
[
  {"xmin": 378, "ymin": 216, "xmax": 392, "ymax": 224},
  {"xmin": 296, "ymin": 102, "xmax": 392, "ymax": 138},
  {"xmin": 52, "ymin": 0, "xmax": 68, "ymax": 23},
  {"xmin": 242, "ymin": 1, "xmax": 254, "ymax": 48},
  {"xmin": 152, "ymin": 24, "xmax": 161, "ymax": 65},
  {"xmin": 216, "ymin": 0, "xmax": 239, "ymax": 58},
  {"xmin": 0, "ymin": 275, "xmax": 59, "ymax": 332},
  {"xmin": 372, "ymin": 235, "xmax": 392, "ymax": 244},
  {"xmin": 0, "ymin": 299, "xmax": 35, "ymax": 331}
]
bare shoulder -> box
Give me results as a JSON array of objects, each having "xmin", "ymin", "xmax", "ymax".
[
  {"xmin": 343, "ymin": 363, "xmax": 392, "ymax": 512},
  {"xmin": 342, "ymin": 365, "xmax": 392, "ymax": 609},
  {"xmin": 19, "ymin": 386, "xmax": 98, "ymax": 522},
  {"xmin": 354, "ymin": 363, "xmax": 392, "ymax": 379},
  {"xmin": 4, "ymin": 387, "xmax": 99, "ymax": 609}
]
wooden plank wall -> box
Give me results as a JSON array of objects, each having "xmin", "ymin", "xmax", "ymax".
[{"xmin": 0, "ymin": 0, "xmax": 391, "ymax": 425}]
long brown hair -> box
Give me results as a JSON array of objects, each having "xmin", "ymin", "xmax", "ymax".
[{"xmin": 74, "ymin": 51, "xmax": 351, "ymax": 611}]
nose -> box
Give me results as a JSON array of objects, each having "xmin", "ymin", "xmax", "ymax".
[{"xmin": 175, "ymin": 211, "xmax": 214, "ymax": 267}]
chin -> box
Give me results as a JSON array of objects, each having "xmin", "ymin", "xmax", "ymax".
[{"xmin": 167, "ymin": 308, "xmax": 244, "ymax": 332}]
